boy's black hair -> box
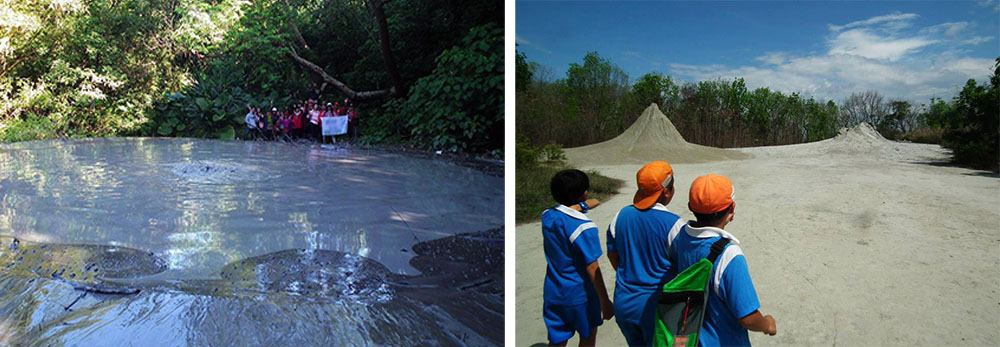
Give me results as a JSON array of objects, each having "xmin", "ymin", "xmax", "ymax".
[
  {"xmin": 550, "ymin": 169, "xmax": 589, "ymax": 206},
  {"xmin": 693, "ymin": 204, "xmax": 734, "ymax": 225}
]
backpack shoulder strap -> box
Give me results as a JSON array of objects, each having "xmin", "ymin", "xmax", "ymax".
[{"xmin": 706, "ymin": 237, "xmax": 731, "ymax": 263}]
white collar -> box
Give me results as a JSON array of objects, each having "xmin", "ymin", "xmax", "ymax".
[
  {"xmin": 555, "ymin": 205, "xmax": 591, "ymax": 221},
  {"xmin": 683, "ymin": 222, "xmax": 741, "ymax": 244},
  {"xmin": 650, "ymin": 203, "xmax": 669, "ymax": 212}
]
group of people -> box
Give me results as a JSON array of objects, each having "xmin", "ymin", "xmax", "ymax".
[
  {"xmin": 243, "ymin": 98, "xmax": 359, "ymax": 142},
  {"xmin": 542, "ymin": 161, "xmax": 777, "ymax": 346}
]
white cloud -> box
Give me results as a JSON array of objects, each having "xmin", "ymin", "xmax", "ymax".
[
  {"xmin": 828, "ymin": 12, "xmax": 918, "ymax": 32},
  {"xmin": 828, "ymin": 29, "xmax": 936, "ymax": 61},
  {"xmin": 924, "ymin": 22, "xmax": 970, "ymax": 36},
  {"xmin": 516, "ymin": 35, "xmax": 552, "ymax": 55},
  {"xmin": 945, "ymin": 57, "xmax": 997, "ymax": 77},
  {"xmin": 963, "ymin": 36, "xmax": 994, "ymax": 45},
  {"xmin": 665, "ymin": 13, "xmax": 995, "ymax": 104},
  {"xmin": 977, "ymin": 0, "xmax": 1000, "ymax": 12},
  {"xmin": 755, "ymin": 52, "xmax": 788, "ymax": 65}
]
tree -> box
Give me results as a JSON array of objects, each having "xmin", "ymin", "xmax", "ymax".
[
  {"xmin": 630, "ymin": 73, "xmax": 679, "ymax": 111},
  {"xmin": 940, "ymin": 57, "xmax": 999, "ymax": 171},
  {"xmin": 562, "ymin": 52, "xmax": 630, "ymax": 143},
  {"xmin": 515, "ymin": 49, "xmax": 537, "ymax": 92},
  {"xmin": 840, "ymin": 91, "xmax": 888, "ymax": 129},
  {"xmin": 883, "ymin": 100, "xmax": 914, "ymax": 139},
  {"xmin": 922, "ymin": 97, "xmax": 953, "ymax": 129},
  {"xmin": 283, "ymin": 0, "xmax": 399, "ymax": 100}
]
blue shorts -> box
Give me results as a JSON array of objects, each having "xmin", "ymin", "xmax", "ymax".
[
  {"xmin": 615, "ymin": 319, "xmax": 648, "ymax": 346},
  {"xmin": 614, "ymin": 289, "xmax": 657, "ymax": 346},
  {"xmin": 543, "ymin": 300, "xmax": 602, "ymax": 344}
]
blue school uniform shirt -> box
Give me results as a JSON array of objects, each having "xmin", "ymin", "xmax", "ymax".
[
  {"xmin": 606, "ymin": 203, "xmax": 685, "ymax": 325},
  {"xmin": 542, "ymin": 205, "xmax": 603, "ymax": 306},
  {"xmin": 670, "ymin": 223, "xmax": 760, "ymax": 347}
]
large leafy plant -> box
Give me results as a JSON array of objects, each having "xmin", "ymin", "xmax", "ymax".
[
  {"xmin": 148, "ymin": 62, "xmax": 258, "ymax": 140},
  {"xmin": 388, "ymin": 24, "xmax": 503, "ymax": 152}
]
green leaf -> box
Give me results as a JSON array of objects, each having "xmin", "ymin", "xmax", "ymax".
[
  {"xmin": 156, "ymin": 123, "xmax": 172, "ymax": 136},
  {"xmin": 216, "ymin": 126, "xmax": 235, "ymax": 140},
  {"xmin": 195, "ymin": 98, "xmax": 210, "ymax": 111}
]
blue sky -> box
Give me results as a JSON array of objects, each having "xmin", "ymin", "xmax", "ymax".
[{"xmin": 516, "ymin": 1, "xmax": 1000, "ymax": 104}]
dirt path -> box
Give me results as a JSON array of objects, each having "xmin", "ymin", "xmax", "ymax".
[{"xmin": 516, "ymin": 116, "xmax": 1000, "ymax": 346}]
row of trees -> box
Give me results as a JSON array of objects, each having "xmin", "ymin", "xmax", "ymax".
[
  {"xmin": 517, "ymin": 51, "xmax": 844, "ymax": 149},
  {"xmin": 0, "ymin": 0, "xmax": 503, "ymax": 153},
  {"xmin": 517, "ymin": 51, "xmax": 998, "ymax": 170}
]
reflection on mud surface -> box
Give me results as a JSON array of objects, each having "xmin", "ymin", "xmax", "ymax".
[
  {"xmin": 0, "ymin": 138, "xmax": 503, "ymax": 345},
  {"xmin": 0, "ymin": 236, "xmax": 167, "ymax": 285},
  {"xmin": 0, "ymin": 229, "xmax": 503, "ymax": 345}
]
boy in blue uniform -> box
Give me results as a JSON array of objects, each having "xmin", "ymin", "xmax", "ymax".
[
  {"xmin": 670, "ymin": 174, "xmax": 777, "ymax": 346},
  {"xmin": 541, "ymin": 169, "xmax": 614, "ymax": 346},
  {"xmin": 606, "ymin": 161, "xmax": 685, "ymax": 346}
]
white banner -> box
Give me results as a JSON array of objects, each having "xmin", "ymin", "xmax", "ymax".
[{"xmin": 321, "ymin": 116, "xmax": 348, "ymax": 136}]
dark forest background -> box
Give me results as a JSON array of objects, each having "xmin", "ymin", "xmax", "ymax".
[{"xmin": 0, "ymin": 0, "xmax": 502, "ymax": 153}]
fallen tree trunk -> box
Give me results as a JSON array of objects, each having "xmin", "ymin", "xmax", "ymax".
[{"xmin": 286, "ymin": 46, "xmax": 394, "ymax": 101}]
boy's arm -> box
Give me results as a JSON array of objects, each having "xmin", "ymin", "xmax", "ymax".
[
  {"xmin": 606, "ymin": 224, "xmax": 619, "ymax": 271},
  {"xmin": 567, "ymin": 198, "xmax": 601, "ymax": 212},
  {"xmin": 722, "ymin": 252, "xmax": 775, "ymax": 335},
  {"xmin": 585, "ymin": 260, "xmax": 614, "ymax": 320},
  {"xmin": 738, "ymin": 310, "xmax": 776, "ymax": 335},
  {"xmin": 584, "ymin": 198, "xmax": 600, "ymax": 209}
]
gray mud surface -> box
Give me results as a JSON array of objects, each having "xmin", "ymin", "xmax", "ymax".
[
  {"xmin": 0, "ymin": 229, "xmax": 504, "ymax": 345},
  {"xmin": 0, "ymin": 138, "xmax": 503, "ymax": 345}
]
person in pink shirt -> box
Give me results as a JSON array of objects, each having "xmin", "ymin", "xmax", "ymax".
[
  {"xmin": 291, "ymin": 106, "xmax": 303, "ymax": 139},
  {"xmin": 278, "ymin": 113, "xmax": 292, "ymax": 142},
  {"xmin": 308, "ymin": 104, "xmax": 321, "ymax": 141}
]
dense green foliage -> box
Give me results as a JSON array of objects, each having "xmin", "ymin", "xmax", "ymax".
[
  {"xmin": 0, "ymin": 0, "xmax": 502, "ymax": 153},
  {"xmin": 937, "ymin": 59, "xmax": 999, "ymax": 171},
  {"xmin": 373, "ymin": 24, "xmax": 503, "ymax": 152},
  {"xmin": 0, "ymin": 0, "xmax": 185, "ymax": 141}
]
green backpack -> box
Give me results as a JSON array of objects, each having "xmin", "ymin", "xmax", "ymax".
[{"xmin": 652, "ymin": 237, "xmax": 731, "ymax": 347}]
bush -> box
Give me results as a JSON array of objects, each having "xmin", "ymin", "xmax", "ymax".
[
  {"xmin": 0, "ymin": 113, "xmax": 60, "ymax": 142},
  {"xmin": 901, "ymin": 127, "xmax": 944, "ymax": 144},
  {"xmin": 940, "ymin": 58, "xmax": 999, "ymax": 172},
  {"xmin": 515, "ymin": 136, "xmax": 540, "ymax": 169},
  {"xmin": 146, "ymin": 61, "xmax": 287, "ymax": 140},
  {"xmin": 384, "ymin": 23, "xmax": 503, "ymax": 152},
  {"xmin": 539, "ymin": 144, "xmax": 566, "ymax": 162}
]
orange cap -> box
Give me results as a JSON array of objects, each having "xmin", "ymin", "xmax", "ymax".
[
  {"xmin": 633, "ymin": 161, "xmax": 673, "ymax": 210},
  {"xmin": 688, "ymin": 174, "xmax": 734, "ymax": 214}
]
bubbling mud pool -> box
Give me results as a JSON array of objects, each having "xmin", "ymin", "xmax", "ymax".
[{"xmin": 0, "ymin": 138, "xmax": 503, "ymax": 345}]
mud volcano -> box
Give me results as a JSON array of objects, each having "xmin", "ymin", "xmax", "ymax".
[
  {"xmin": 0, "ymin": 138, "xmax": 503, "ymax": 345},
  {"xmin": 564, "ymin": 103, "xmax": 748, "ymax": 165}
]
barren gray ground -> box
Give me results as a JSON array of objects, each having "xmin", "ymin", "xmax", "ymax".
[{"xmin": 516, "ymin": 107, "xmax": 1000, "ymax": 346}]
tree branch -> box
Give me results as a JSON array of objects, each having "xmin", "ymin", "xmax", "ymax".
[
  {"xmin": 286, "ymin": 45, "xmax": 392, "ymax": 100},
  {"xmin": 283, "ymin": 0, "xmax": 309, "ymax": 49}
]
